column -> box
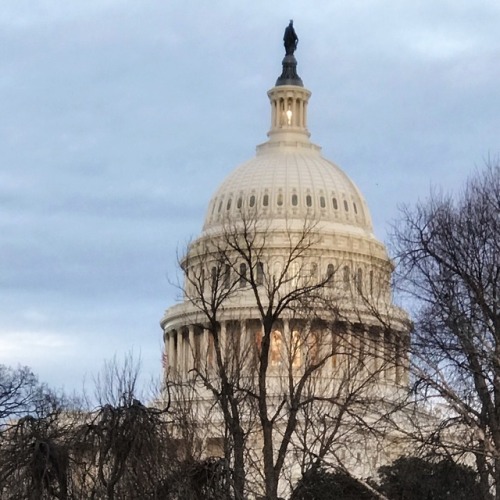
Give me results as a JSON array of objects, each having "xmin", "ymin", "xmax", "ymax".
[
  {"xmin": 220, "ymin": 321, "xmax": 227, "ymax": 365},
  {"xmin": 385, "ymin": 331, "xmax": 396, "ymax": 383},
  {"xmin": 240, "ymin": 320, "xmax": 247, "ymax": 370},
  {"xmin": 188, "ymin": 325, "xmax": 195, "ymax": 372},
  {"xmin": 372, "ymin": 327, "xmax": 382, "ymax": 377},
  {"xmin": 167, "ymin": 331, "xmax": 174, "ymax": 373},
  {"xmin": 395, "ymin": 335, "xmax": 404, "ymax": 385},
  {"xmin": 283, "ymin": 319, "xmax": 291, "ymax": 368},
  {"xmin": 178, "ymin": 330, "xmax": 183, "ymax": 375}
]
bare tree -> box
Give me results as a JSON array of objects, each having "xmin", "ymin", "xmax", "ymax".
[
  {"xmin": 393, "ymin": 164, "xmax": 500, "ymax": 499},
  {"xmin": 0, "ymin": 379, "xmax": 75, "ymax": 500},
  {"xmin": 0, "ymin": 365, "xmax": 46, "ymax": 426},
  {"xmin": 164, "ymin": 213, "xmax": 409, "ymax": 499}
]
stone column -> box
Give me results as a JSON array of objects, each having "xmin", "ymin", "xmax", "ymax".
[
  {"xmin": 395, "ymin": 335, "xmax": 404, "ymax": 385},
  {"xmin": 240, "ymin": 320, "xmax": 247, "ymax": 369},
  {"xmin": 338, "ymin": 323, "xmax": 350, "ymax": 375},
  {"xmin": 372, "ymin": 327, "xmax": 382, "ymax": 376},
  {"xmin": 220, "ymin": 321, "xmax": 227, "ymax": 365},
  {"xmin": 283, "ymin": 318, "xmax": 291, "ymax": 368},
  {"xmin": 384, "ymin": 331, "xmax": 396, "ymax": 383},
  {"xmin": 175, "ymin": 330, "xmax": 182, "ymax": 377},
  {"xmin": 167, "ymin": 331, "xmax": 174, "ymax": 373},
  {"xmin": 188, "ymin": 325, "xmax": 195, "ymax": 373}
]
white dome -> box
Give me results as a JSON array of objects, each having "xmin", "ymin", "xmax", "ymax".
[
  {"xmin": 203, "ymin": 145, "xmax": 373, "ymax": 234},
  {"xmin": 202, "ymin": 82, "xmax": 374, "ymax": 237}
]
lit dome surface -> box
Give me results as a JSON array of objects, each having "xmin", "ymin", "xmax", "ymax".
[{"xmin": 203, "ymin": 146, "xmax": 373, "ymax": 233}]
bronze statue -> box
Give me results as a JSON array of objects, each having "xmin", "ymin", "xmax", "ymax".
[{"xmin": 283, "ymin": 20, "xmax": 298, "ymax": 56}]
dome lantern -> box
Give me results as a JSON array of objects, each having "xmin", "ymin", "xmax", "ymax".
[{"xmin": 264, "ymin": 21, "xmax": 311, "ymax": 148}]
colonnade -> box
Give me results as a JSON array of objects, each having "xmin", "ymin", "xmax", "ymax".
[
  {"xmin": 164, "ymin": 319, "xmax": 409, "ymax": 385},
  {"xmin": 267, "ymin": 87, "xmax": 311, "ymax": 132}
]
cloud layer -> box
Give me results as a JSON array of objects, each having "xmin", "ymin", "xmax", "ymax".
[{"xmin": 1, "ymin": 1, "xmax": 499, "ymax": 391}]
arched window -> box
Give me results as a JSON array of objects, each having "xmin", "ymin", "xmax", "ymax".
[
  {"xmin": 369, "ymin": 270, "xmax": 374, "ymax": 295},
  {"xmin": 211, "ymin": 266, "xmax": 217, "ymax": 288},
  {"xmin": 239, "ymin": 263, "xmax": 247, "ymax": 287},
  {"xmin": 343, "ymin": 266, "xmax": 350, "ymax": 290},
  {"xmin": 226, "ymin": 198, "xmax": 232, "ymax": 211},
  {"xmin": 356, "ymin": 268, "xmax": 363, "ymax": 293},
  {"xmin": 332, "ymin": 197, "xmax": 338, "ymax": 210},
  {"xmin": 257, "ymin": 261, "xmax": 264, "ymax": 285},
  {"xmin": 310, "ymin": 262, "xmax": 318, "ymax": 278},
  {"xmin": 344, "ymin": 200, "xmax": 349, "ymax": 211},
  {"xmin": 224, "ymin": 264, "xmax": 231, "ymax": 289},
  {"xmin": 263, "ymin": 194, "xmax": 269, "ymax": 207},
  {"xmin": 353, "ymin": 202, "xmax": 358, "ymax": 214},
  {"xmin": 249, "ymin": 195, "xmax": 256, "ymax": 207},
  {"xmin": 277, "ymin": 193, "xmax": 283, "ymax": 206},
  {"xmin": 327, "ymin": 264, "xmax": 335, "ymax": 287},
  {"xmin": 218, "ymin": 200, "xmax": 223, "ymax": 213},
  {"xmin": 237, "ymin": 197, "xmax": 242, "ymax": 209},
  {"xmin": 306, "ymin": 194, "xmax": 312, "ymax": 207},
  {"xmin": 292, "ymin": 194, "xmax": 298, "ymax": 206},
  {"xmin": 320, "ymin": 196, "xmax": 326, "ymax": 208}
]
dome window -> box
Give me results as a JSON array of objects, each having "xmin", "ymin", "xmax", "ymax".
[
  {"xmin": 306, "ymin": 195, "xmax": 312, "ymax": 207},
  {"xmin": 332, "ymin": 198, "xmax": 338, "ymax": 210},
  {"xmin": 237, "ymin": 197, "xmax": 242, "ymax": 209},
  {"xmin": 292, "ymin": 194, "xmax": 298, "ymax": 206},
  {"xmin": 327, "ymin": 264, "xmax": 335, "ymax": 287},
  {"xmin": 277, "ymin": 193, "xmax": 283, "ymax": 206},
  {"xmin": 310, "ymin": 262, "xmax": 318, "ymax": 277},
  {"xmin": 257, "ymin": 261, "xmax": 264, "ymax": 285},
  {"xmin": 227, "ymin": 199, "xmax": 232, "ymax": 211},
  {"xmin": 344, "ymin": 200, "xmax": 349, "ymax": 212},
  {"xmin": 356, "ymin": 268, "xmax": 363, "ymax": 293},
  {"xmin": 239, "ymin": 263, "xmax": 247, "ymax": 288},
  {"xmin": 218, "ymin": 201, "xmax": 223, "ymax": 213},
  {"xmin": 343, "ymin": 266, "xmax": 350, "ymax": 290},
  {"xmin": 224, "ymin": 264, "xmax": 231, "ymax": 289},
  {"xmin": 249, "ymin": 195, "xmax": 256, "ymax": 207},
  {"xmin": 320, "ymin": 196, "xmax": 326, "ymax": 208},
  {"xmin": 353, "ymin": 202, "xmax": 358, "ymax": 214},
  {"xmin": 263, "ymin": 194, "xmax": 269, "ymax": 207}
]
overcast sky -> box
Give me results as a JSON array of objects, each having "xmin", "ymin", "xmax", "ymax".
[{"xmin": 1, "ymin": 1, "xmax": 499, "ymax": 393}]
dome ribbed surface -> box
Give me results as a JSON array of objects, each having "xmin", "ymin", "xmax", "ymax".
[{"xmin": 203, "ymin": 148, "xmax": 373, "ymax": 233}]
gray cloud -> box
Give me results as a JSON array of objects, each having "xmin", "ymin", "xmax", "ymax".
[{"xmin": 1, "ymin": 1, "xmax": 499, "ymax": 391}]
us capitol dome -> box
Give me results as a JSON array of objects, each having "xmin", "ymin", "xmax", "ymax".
[{"xmin": 160, "ymin": 23, "xmax": 410, "ymax": 496}]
